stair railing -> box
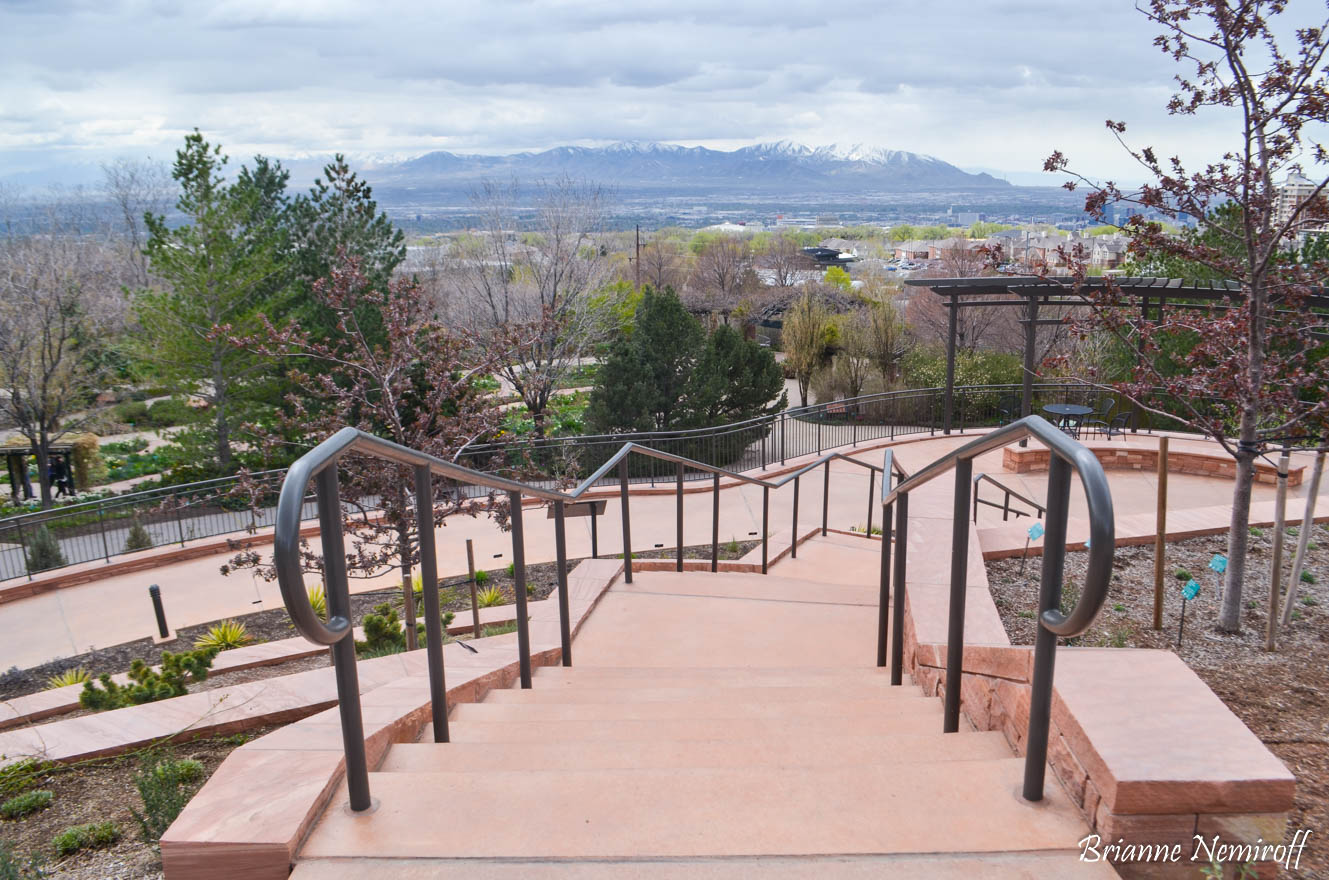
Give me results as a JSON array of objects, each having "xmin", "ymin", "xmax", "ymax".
[
  {"xmin": 971, "ymin": 473, "xmax": 1047, "ymax": 523},
  {"xmin": 876, "ymin": 416, "xmax": 1114, "ymax": 802},
  {"xmin": 274, "ymin": 426, "xmax": 909, "ymax": 813}
]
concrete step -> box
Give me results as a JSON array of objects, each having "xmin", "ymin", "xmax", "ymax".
[
  {"xmin": 533, "ymin": 665, "xmax": 900, "ymax": 684},
  {"xmin": 292, "ymin": 851, "xmax": 1120, "ymax": 880},
  {"xmin": 423, "ymin": 712, "xmax": 955, "ymax": 743},
  {"xmin": 299, "ymin": 759, "xmax": 1091, "ymax": 860},
  {"xmin": 614, "ymin": 570, "xmax": 879, "ymax": 605},
  {"xmin": 451, "ymin": 696, "xmax": 940, "ymax": 723},
  {"xmin": 482, "ymin": 684, "xmax": 923, "ymax": 704},
  {"xmin": 382, "ymin": 730, "xmax": 1015, "ymax": 773},
  {"xmin": 770, "ymin": 533, "xmax": 888, "ymax": 586}
]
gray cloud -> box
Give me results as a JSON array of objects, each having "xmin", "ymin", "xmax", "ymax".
[{"xmin": 0, "ymin": 0, "xmax": 1264, "ymax": 184}]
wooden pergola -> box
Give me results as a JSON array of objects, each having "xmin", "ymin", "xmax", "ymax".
[
  {"xmin": 903, "ymin": 275, "xmax": 1329, "ymax": 435},
  {"xmin": 0, "ymin": 437, "xmax": 79, "ymax": 502}
]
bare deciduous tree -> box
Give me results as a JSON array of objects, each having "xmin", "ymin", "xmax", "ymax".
[
  {"xmin": 452, "ymin": 177, "xmax": 612, "ymax": 438},
  {"xmin": 761, "ymin": 234, "xmax": 811, "ymax": 288},
  {"xmin": 0, "ymin": 193, "xmax": 125, "ymax": 506},
  {"xmin": 102, "ymin": 157, "xmax": 174, "ymax": 289},
  {"xmin": 686, "ymin": 236, "xmax": 756, "ymax": 324}
]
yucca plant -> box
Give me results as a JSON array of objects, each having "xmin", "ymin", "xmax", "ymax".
[
  {"xmin": 45, "ymin": 667, "xmax": 91, "ymax": 690},
  {"xmin": 193, "ymin": 619, "xmax": 252, "ymax": 651},
  {"xmin": 307, "ymin": 584, "xmax": 327, "ymax": 620},
  {"xmin": 476, "ymin": 586, "xmax": 505, "ymax": 608}
]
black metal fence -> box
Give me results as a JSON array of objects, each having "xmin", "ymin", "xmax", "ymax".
[{"xmin": 0, "ymin": 380, "xmax": 1148, "ymax": 583}]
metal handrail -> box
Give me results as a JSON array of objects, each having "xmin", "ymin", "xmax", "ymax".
[
  {"xmin": 971, "ymin": 473, "xmax": 1047, "ymax": 523},
  {"xmin": 274, "ymin": 426, "xmax": 911, "ymax": 812},
  {"xmin": 875, "ymin": 415, "xmax": 1114, "ymax": 802}
]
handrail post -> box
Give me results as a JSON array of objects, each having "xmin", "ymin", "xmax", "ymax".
[
  {"xmin": 891, "ymin": 492, "xmax": 908, "ymax": 685},
  {"xmin": 553, "ymin": 500, "xmax": 572, "ymax": 666},
  {"xmin": 1024, "ymin": 454, "xmax": 1072, "ymax": 801},
  {"xmin": 761, "ymin": 486, "xmax": 769, "ymax": 574},
  {"xmin": 972, "ymin": 478, "xmax": 980, "ymax": 524},
  {"xmin": 877, "ymin": 500, "xmax": 892, "ymax": 667},
  {"xmin": 619, "ymin": 460, "xmax": 633, "ymax": 584},
  {"xmin": 508, "ymin": 490, "xmax": 532, "ymax": 689},
  {"xmin": 675, "ymin": 461, "xmax": 684, "ymax": 572},
  {"xmin": 315, "ymin": 466, "xmax": 371, "ymax": 812},
  {"xmin": 710, "ymin": 472, "xmax": 719, "ymax": 572},
  {"xmin": 866, "ymin": 469, "xmax": 875, "ymax": 537},
  {"xmin": 821, "ymin": 460, "xmax": 830, "ymax": 536},
  {"xmin": 790, "ymin": 475, "xmax": 800, "ymax": 559},
  {"xmin": 943, "ymin": 457, "xmax": 973, "ymax": 733},
  {"xmin": 97, "ymin": 508, "xmax": 111, "ymax": 562},
  {"xmin": 413, "ymin": 465, "xmax": 448, "ymax": 743}
]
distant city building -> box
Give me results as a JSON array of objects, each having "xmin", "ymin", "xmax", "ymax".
[{"xmin": 1275, "ymin": 166, "xmax": 1328, "ymax": 239}]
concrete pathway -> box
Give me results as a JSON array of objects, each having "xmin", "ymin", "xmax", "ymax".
[{"xmin": 3, "ymin": 430, "xmax": 1321, "ymax": 672}]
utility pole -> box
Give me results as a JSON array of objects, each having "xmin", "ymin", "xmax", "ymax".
[{"xmin": 635, "ymin": 224, "xmax": 641, "ymax": 288}]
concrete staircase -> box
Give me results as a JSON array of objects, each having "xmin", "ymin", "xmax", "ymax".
[{"xmin": 290, "ymin": 539, "xmax": 1118, "ymax": 879}]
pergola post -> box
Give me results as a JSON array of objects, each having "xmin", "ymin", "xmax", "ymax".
[
  {"xmin": 943, "ymin": 297, "xmax": 957, "ymax": 435},
  {"xmin": 1020, "ymin": 294, "xmax": 1037, "ymax": 447}
]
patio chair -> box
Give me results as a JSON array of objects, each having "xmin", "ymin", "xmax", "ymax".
[
  {"xmin": 996, "ymin": 394, "xmax": 1020, "ymax": 425},
  {"xmin": 1084, "ymin": 411, "xmax": 1131, "ymax": 440}
]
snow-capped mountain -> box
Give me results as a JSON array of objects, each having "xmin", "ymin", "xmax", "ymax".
[{"xmin": 369, "ymin": 141, "xmax": 1010, "ymax": 194}]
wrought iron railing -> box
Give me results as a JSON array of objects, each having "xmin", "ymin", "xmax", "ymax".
[
  {"xmin": 273, "ymin": 427, "xmax": 909, "ymax": 813},
  {"xmin": 0, "ymin": 379, "xmax": 1136, "ymax": 582},
  {"xmin": 971, "ymin": 473, "xmax": 1047, "ymax": 523},
  {"xmin": 876, "ymin": 416, "xmax": 1114, "ymax": 801}
]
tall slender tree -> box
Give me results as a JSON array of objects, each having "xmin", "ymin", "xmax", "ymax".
[{"xmin": 1045, "ymin": 0, "xmax": 1329, "ymax": 632}]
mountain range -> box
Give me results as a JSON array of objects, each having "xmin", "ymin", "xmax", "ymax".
[{"xmin": 365, "ymin": 141, "xmax": 1013, "ymax": 196}]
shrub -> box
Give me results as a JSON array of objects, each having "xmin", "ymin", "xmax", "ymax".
[
  {"xmin": 473, "ymin": 569, "xmax": 490, "ymax": 586},
  {"xmin": 1173, "ymin": 568, "xmax": 1192, "ymax": 581},
  {"xmin": 0, "ymin": 841, "xmax": 45, "ymax": 880},
  {"xmin": 0, "ymin": 790, "xmax": 52, "ymax": 819},
  {"xmin": 355, "ymin": 603, "xmax": 407, "ymax": 657},
  {"xmin": 505, "ymin": 562, "xmax": 516, "ymax": 578},
  {"xmin": 112, "ymin": 400, "xmax": 149, "ymax": 425},
  {"xmin": 131, "ymin": 752, "xmax": 204, "ymax": 842},
  {"xmin": 123, "ymin": 519, "xmax": 154, "ymax": 552},
  {"xmin": 1300, "ymin": 569, "xmax": 1316, "ymax": 584},
  {"xmin": 476, "ymin": 586, "xmax": 504, "ymax": 608},
  {"xmin": 24, "ymin": 527, "xmax": 66, "ymax": 574},
  {"xmin": 145, "ymin": 398, "xmax": 193, "ymax": 428},
  {"xmin": 193, "ymin": 619, "xmax": 253, "ymax": 651},
  {"xmin": 0, "ymin": 759, "xmax": 48, "ymax": 800},
  {"xmin": 52, "ymin": 822, "xmax": 119, "ymax": 857},
  {"xmin": 44, "ymin": 668, "xmax": 90, "ymax": 689},
  {"xmin": 79, "ymin": 648, "xmax": 218, "ymax": 710}
]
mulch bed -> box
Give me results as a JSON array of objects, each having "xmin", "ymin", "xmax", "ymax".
[
  {"xmin": 0, "ymin": 725, "xmax": 280, "ymax": 880},
  {"xmin": 987, "ymin": 527, "xmax": 1329, "ymax": 879}
]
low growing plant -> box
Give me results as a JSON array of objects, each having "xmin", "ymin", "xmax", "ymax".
[
  {"xmin": 0, "ymin": 759, "xmax": 48, "ymax": 799},
  {"xmin": 476, "ymin": 586, "xmax": 504, "ymax": 608},
  {"xmin": 473, "ymin": 569, "xmax": 490, "ymax": 586},
  {"xmin": 307, "ymin": 584, "xmax": 327, "ymax": 620},
  {"xmin": 193, "ymin": 619, "xmax": 253, "ymax": 651},
  {"xmin": 505, "ymin": 562, "xmax": 516, "ymax": 578},
  {"xmin": 1174, "ymin": 568, "xmax": 1192, "ymax": 582},
  {"xmin": 1300, "ymin": 570, "xmax": 1316, "ymax": 584},
  {"xmin": 44, "ymin": 668, "xmax": 90, "ymax": 689},
  {"xmin": 130, "ymin": 752, "xmax": 204, "ymax": 842},
  {"xmin": 79, "ymin": 648, "xmax": 218, "ymax": 710},
  {"xmin": 0, "ymin": 790, "xmax": 52, "ymax": 819},
  {"xmin": 51, "ymin": 822, "xmax": 119, "ymax": 857},
  {"xmin": 0, "ymin": 841, "xmax": 45, "ymax": 880},
  {"xmin": 1302, "ymin": 595, "xmax": 1319, "ymax": 606}
]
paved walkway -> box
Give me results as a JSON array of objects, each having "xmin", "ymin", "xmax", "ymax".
[{"xmin": 2, "ymin": 430, "xmax": 1323, "ymax": 671}]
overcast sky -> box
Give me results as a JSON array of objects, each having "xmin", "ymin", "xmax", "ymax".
[{"xmin": 0, "ymin": 0, "xmax": 1252, "ymax": 186}]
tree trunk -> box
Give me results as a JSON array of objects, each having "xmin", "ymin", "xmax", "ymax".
[
  {"xmin": 798, "ymin": 375, "xmax": 809, "ymax": 408},
  {"xmin": 1219, "ymin": 444, "xmax": 1257, "ymax": 632},
  {"xmin": 33, "ymin": 435, "xmax": 52, "ymax": 509},
  {"xmin": 399, "ymin": 524, "xmax": 418, "ymax": 651},
  {"xmin": 215, "ymin": 403, "xmax": 232, "ymax": 470}
]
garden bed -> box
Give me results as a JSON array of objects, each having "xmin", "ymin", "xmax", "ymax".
[
  {"xmin": 986, "ymin": 528, "xmax": 1329, "ymax": 877},
  {"xmin": 0, "ymin": 726, "xmax": 279, "ymax": 880}
]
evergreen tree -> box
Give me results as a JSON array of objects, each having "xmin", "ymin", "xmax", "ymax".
[
  {"xmin": 682, "ymin": 324, "xmax": 786, "ymax": 426},
  {"xmin": 134, "ymin": 131, "xmax": 290, "ymax": 472}
]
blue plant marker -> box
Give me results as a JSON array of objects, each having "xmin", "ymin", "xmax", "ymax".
[
  {"xmin": 1028, "ymin": 522, "xmax": 1044, "ymax": 541},
  {"xmin": 1084, "ymin": 537, "xmax": 1091, "ymax": 548},
  {"xmin": 1209, "ymin": 554, "xmax": 1227, "ymax": 574},
  {"xmin": 1183, "ymin": 578, "xmax": 1201, "ymax": 600}
]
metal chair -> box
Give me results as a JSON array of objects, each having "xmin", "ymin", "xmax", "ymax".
[
  {"xmin": 997, "ymin": 394, "xmax": 1020, "ymax": 425},
  {"xmin": 1084, "ymin": 411, "xmax": 1130, "ymax": 440}
]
